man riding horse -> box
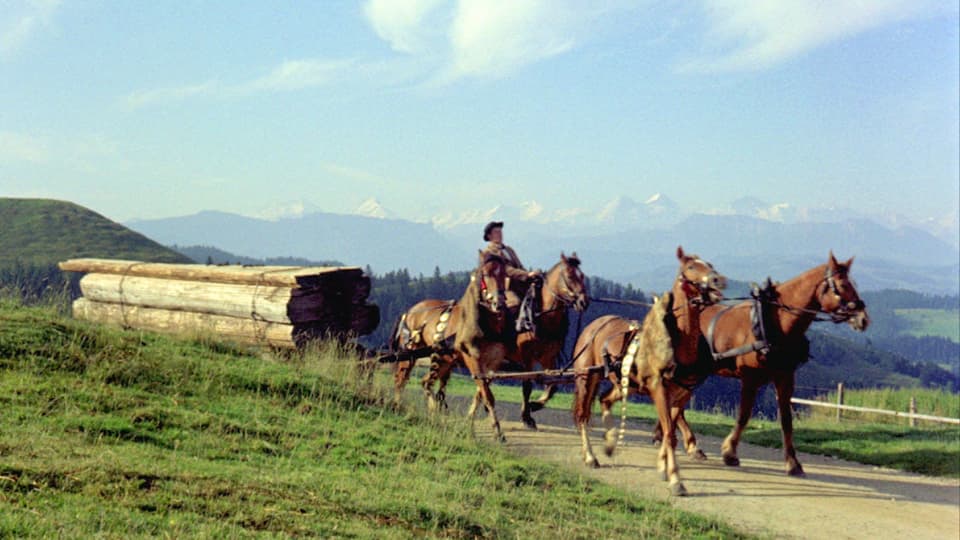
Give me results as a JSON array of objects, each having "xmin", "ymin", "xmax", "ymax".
[{"xmin": 481, "ymin": 221, "xmax": 542, "ymax": 334}]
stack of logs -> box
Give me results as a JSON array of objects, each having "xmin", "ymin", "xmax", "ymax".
[{"xmin": 58, "ymin": 258, "xmax": 380, "ymax": 349}]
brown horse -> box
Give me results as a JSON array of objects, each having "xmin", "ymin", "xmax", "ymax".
[
  {"xmin": 572, "ymin": 248, "xmax": 726, "ymax": 496},
  {"xmin": 390, "ymin": 252, "xmax": 508, "ymax": 411},
  {"xmin": 392, "ymin": 252, "xmax": 590, "ymax": 424},
  {"xmin": 664, "ymin": 252, "xmax": 869, "ymax": 476}
]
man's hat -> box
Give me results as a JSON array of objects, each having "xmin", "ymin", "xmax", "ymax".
[{"xmin": 483, "ymin": 221, "xmax": 504, "ymax": 241}]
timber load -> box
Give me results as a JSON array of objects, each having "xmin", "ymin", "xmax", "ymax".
[{"xmin": 59, "ymin": 258, "xmax": 379, "ymax": 349}]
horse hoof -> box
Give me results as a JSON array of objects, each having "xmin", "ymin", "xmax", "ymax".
[
  {"xmin": 723, "ymin": 455, "xmax": 740, "ymax": 467},
  {"xmin": 521, "ymin": 417, "xmax": 538, "ymax": 431},
  {"xmin": 528, "ymin": 402, "xmax": 545, "ymax": 412},
  {"xmin": 670, "ymin": 483, "xmax": 689, "ymax": 497},
  {"xmin": 692, "ymin": 449, "xmax": 708, "ymax": 461},
  {"xmin": 787, "ymin": 464, "xmax": 806, "ymax": 477}
]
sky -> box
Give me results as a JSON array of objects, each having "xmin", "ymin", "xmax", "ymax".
[{"xmin": 1, "ymin": 0, "xmax": 958, "ymax": 224}]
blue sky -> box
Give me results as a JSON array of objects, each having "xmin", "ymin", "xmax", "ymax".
[{"xmin": 1, "ymin": 1, "xmax": 957, "ymax": 224}]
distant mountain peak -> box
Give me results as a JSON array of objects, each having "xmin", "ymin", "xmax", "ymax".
[
  {"xmin": 356, "ymin": 198, "xmax": 396, "ymax": 220},
  {"xmin": 255, "ymin": 200, "xmax": 324, "ymax": 221}
]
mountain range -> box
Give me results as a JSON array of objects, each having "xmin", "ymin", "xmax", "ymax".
[{"xmin": 127, "ymin": 195, "xmax": 960, "ymax": 294}]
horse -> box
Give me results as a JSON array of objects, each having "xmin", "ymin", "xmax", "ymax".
[
  {"xmin": 389, "ymin": 252, "xmax": 508, "ymax": 411},
  {"xmin": 661, "ymin": 252, "xmax": 869, "ymax": 476},
  {"xmin": 391, "ymin": 252, "xmax": 589, "ymax": 425},
  {"xmin": 571, "ymin": 248, "xmax": 726, "ymax": 496}
]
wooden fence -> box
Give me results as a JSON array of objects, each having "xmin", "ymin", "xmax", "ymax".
[{"xmin": 790, "ymin": 382, "xmax": 960, "ymax": 427}]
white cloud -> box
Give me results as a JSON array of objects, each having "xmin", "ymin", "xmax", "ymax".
[
  {"xmin": 0, "ymin": 0, "xmax": 60, "ymax": 58},
  {"xmin": 684, "ymin": 0, "xmax": 952, "ymax": 72},
  {"xmin": 364, "ymin": 0, "xmax": 446, "ymax": 53},
  {"xmin": 444, "ymin": 0, "xmax": 577, "ymax": 81},
  {"xmin": 0, "ymin": 131, "xmax": 48, "ymax": 163},
  {"xmin": 363, "ymin": 0, "xmax": 641, "ymax": 83},
  {"xmin": 123, "ymin": 59, "xmax": 353, "ymax": 108},
  {"xmin": 124, "ymin": 81, "xmax": 219, "ymax": 109},
  {"xmin": 240, "ymin": 59, "xmax": 354, "ymax": 93}
]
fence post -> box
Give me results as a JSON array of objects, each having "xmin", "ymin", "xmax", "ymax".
[
  {"xmin": 836, "ymin": 382, "xmax": 844, "ymax": 423},
  {"xmin": 909, "ymin": 396, "xmax": 917, "ymax": 428}
]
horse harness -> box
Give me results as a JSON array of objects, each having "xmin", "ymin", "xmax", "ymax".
[{"xmin": 704, "ymin": 279, "xmax": 811, "ymax": 369}]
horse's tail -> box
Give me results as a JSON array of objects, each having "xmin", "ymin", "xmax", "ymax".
[{"xmin": 388, "ymin": 312, "xmax": 406, "ymax": 354}]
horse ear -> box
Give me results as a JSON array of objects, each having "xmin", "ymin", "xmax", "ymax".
[
  {"xmin": 561, "ymin": 251, "xmax": 567, "ymax": 262},
  {"xmin": 828, "ymin": 250, "xmax": 839, "ymax": 270},
  {"xmin": 676, "ymin": 246, "xmax": 685, "ymax": 260},
  {"xmin": 845, "ymin": 256, "xmax": 855, "ymax": 268}
]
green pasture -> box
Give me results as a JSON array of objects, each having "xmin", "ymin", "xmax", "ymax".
[
  {"xmin": 0, "ymin": 298, "xmax": 749, "ymax": 539},
  {"xmin": 894, "ymin": 308, "xmax": 960, "ymax": 342}
]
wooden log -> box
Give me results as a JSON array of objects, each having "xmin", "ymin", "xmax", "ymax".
[
  {"xmin": 79, "ymin": 273, "xmax": 348, "ymax": 324},
  {"xmin": 59, "ymin": 258, "xmax": 368, "ymax": 290},
  {"xmin": 72, "ymin": 298, "xmax": 330, "ymax": 349}
]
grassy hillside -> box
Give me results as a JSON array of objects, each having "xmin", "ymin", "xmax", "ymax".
[
  {"xmin": 0, "ymin": 298, "xmax": 748, "ymax": 538},
  {"xmin": 895, "ymin": 308, "xmax": 960, "ymax": 342},
  {"xmin": 0, "ymin": 198, "xmax": 190, "ymax": 266}
]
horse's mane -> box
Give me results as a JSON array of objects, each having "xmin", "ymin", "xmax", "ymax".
[
  {"xmin": 454, "ymin": 254, "xmax": 506, "ymax": 357},
  {"xmin": 549, "ymin": 255, "xmax": 581, "ymax": 273},
  {"xmin": 454, "ymin": 273, "xmax": 484, "ymax": 357}
]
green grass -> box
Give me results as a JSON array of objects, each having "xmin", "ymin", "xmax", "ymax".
[
  {"xmin": 0, "ymin": 198, "xmax": 189, "ymax": 266},
  {"xmin": 0, "ymin": 299, "xmax": 750, "ymax": 539},
  {"xmin": 434, "ymin": 369, "xmax": 960, "ymax": 478},
  {"xmin": 894, "ymin": 308, "xmax": 960, "ymax": 342}
]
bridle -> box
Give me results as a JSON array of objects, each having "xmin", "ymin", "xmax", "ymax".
[
  {"xmin": 546, "ymin": 262, "xmax": 588, "ymax": 311},
  {"xmin": 676, "ymin": 259, "xmax": 724, "ymax": 307},
  {"xmin": 814, "ymin": 267, "xmax": 865, "ymax": 323},
  {"xmin": 474, "ymin": 265, "xmax": 506, "ymax": 312},
  {"xmin": 760, "ymin": 268, "xmax": 865, "ymax": 324}
]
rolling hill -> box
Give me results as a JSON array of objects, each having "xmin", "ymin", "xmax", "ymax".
[{"xmin": 0, "ymin": 198, "xmax": 190, "ymax": 266}]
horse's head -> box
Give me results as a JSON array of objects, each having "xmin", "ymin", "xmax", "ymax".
[
  {"xmin": 675, "ymin": 246, "xmax": 727, "ymax": 305},
  {"xmin": 550, "ymin": 251, "xmax": 590, "ymax": 312},
  {"xmin": 819, "ymin": 252, "xmax": 869, "ymax": 331},
  {"xmin": 474, "ymin": 250, "xmax": 508, "ymax": 313}
]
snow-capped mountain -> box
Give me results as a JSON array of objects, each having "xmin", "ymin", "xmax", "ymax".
[
  {"xmin": 355, "ymin": 198, "xmax": 397, "ymax": 220},
  {"xmin": 254, "ymin": 200, "xmax": 325, "ymax": 221}
]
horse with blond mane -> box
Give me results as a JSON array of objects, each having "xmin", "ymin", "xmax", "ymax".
[{"xmin": 572, "ymin": 248, "xmax": 726, "ymax": 496}]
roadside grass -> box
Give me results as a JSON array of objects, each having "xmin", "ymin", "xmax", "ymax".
[
  {"xmin": 894, "ymin": 308, "xmax": 960, "ymax": 342},
  {"xmin": 0, "ymin": 299, "xmax": 751, "ymax": 539},
  {"xmin": 432, "ymin": 368, "xmax": 960, "ymax": 478}
]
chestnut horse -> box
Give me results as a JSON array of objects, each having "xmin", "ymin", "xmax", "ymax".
[
  {"xmin": 663, "ymin": 252, "xmax": 869, "ymax": 476},
  {"xmin": 390, "ymin": 252, "xmax": 508, "ymax": 411},
  {"xmin": 392, "ymin": 253, "xmax": 589, "ymax": 427},
  {"xmin": 572, "ymin": 248, "xmax": 726, "ymax": 496}
]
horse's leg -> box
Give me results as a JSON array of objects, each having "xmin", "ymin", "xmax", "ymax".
[
  {"xmin": 393, "ymin": 359, "xmax": 413, "ymax": 407},
  {"xmin": 670, "ymin": 389, "xmax": 707, "ymax": 461},
  {"xmin": 520, "ymin": 379, "xmax": 538, "ymax": 430},
  {"xmin": 600, "ymin": 383, "xmax": 623, "ymax": 457},
  {"xmin": 574, "ymin": 372, "xmax": 601, "ymax": 467},
  {"xmin": 529, "ymin": 383, "xmax": 556, "ymax": 412},
  {"xmin": 420, "ymin": 352, "xmax": 447, "ymax": 412},
  {"xmin": 652, "ymin": 380, "xmax": 686, "ymax": 495},
  {"xmin": 476, "ymin": 379, "xmax": 505, "ymax": 442},
  {"xmin": 722, "ymin": 376, "xmax": 761, "ymax": 467},
  {"xmin": 435, "ymin": 358, "xmax": 453, "ymax": 410},
  {"xmin": 774, "ymin": 371, "xmax": 804, "ymax": 476}
]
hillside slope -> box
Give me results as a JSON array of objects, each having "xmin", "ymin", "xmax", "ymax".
[
  {"xmin": 0, "ymin": 198, "xmax": 190, "ymax": 266},
  {"xmin": 0, "ymin": 299, "xmax": 746, "ymax": 538}
]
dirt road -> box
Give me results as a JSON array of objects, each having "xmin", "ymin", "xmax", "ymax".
[{"xmin": 475, "ymin": 403, "xmax": 959, "ymax": 540}]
